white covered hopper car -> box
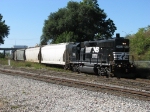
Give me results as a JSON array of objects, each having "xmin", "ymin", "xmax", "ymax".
[
  {"xmin": 25, "ymin": 47, "xmax": 40, "ymax": 63},
  {"xmin": 13, "ymin": 43, "xmax": 71, "ymax": 67},
  {"xmin": 41, "ymin": 43, "xmax": 68, "ymax": 65},
  {"xmin": 14, "ymin": 49, "xmax": 26, "ymax": 61}
]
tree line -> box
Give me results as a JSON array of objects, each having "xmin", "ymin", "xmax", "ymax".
[
  {"xmin": 0, "ymin": 14, "xmax": 9, "ymax": 44},
  {"xmin": 40, "ymin": 0, "xmax": 116, "ymax": 44},
  {"xmin": 127, "ymin": 26, "xmax": 150, "ymax": 60},
  {"xmin": 0, "ymin": 0, "xmax": 116, "ymax": 45}
]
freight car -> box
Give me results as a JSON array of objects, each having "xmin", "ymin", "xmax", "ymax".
[
  {"xmin": 25, "ymin": 47, "xmax": 40, "ymax": 63},
  {"xmin": 13, "ymin": 49, "xmax": 26, "ymax": 61},
  {"xmin": 13, "ymin": 34, "xmax": 136, "ymax": 78},
  {"xmin": 41, "ymin": 43, "xmax": 69, "ymax": 65}
]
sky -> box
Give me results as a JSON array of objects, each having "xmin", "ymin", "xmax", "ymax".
[{"xmin": 0, "ymin": 0, "xmax": 150, "ymax": 48}]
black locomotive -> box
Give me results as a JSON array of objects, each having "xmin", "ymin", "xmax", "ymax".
[{"xmin": 65, "ymin": 34, "xmax": 136, "ymax": 78}]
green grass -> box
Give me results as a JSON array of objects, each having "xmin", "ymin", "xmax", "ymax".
[
  {"xmin": 0, "ymin": 58, "xmax": 67, "ymax": 72},
  {"xmin": 0, "ymin": 58, "xmax": 43, "ymax": 68}
]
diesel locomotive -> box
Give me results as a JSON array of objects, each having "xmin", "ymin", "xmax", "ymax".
[
  {"xmin": 13, "ymin": 34, "xmax": 136, "ymax": 78},
  {"xmin": 65, "ymin": 34, "xmax": 136, "ymax": 78}
]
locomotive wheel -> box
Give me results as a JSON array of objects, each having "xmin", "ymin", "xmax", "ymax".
[
  {"xmin": 72, "ymin": 65, "xmax": 77, "ymax": 72},
  {"xmin": 98, "ymin": 69, "xmax": 102, "ymax": 76},
  {"xmin": 63, "ymin": 65, "xmax": 68, "ymax": 70},
  {"xmin": 98, "ymin": 67, "xmax": 105, "ymax": 76},
  {"xmin": 77, "ymin": 65, "xmax": 80, "ymax": 74},
  {"xmin": 105, "ymin": 67, "xmax": 112, "ymax": 78}
]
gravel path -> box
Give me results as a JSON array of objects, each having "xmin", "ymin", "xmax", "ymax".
[{"xmin": 0, "ymin": 73, "xmax": 150, "ymax": 112}]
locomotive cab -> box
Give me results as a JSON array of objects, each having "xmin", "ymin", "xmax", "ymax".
[{"xmin": 112, "ymin": 37, "xmax": 136, "ymax": 77}]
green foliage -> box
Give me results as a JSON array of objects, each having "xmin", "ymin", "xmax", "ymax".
[
  {"xmin": 0, "ymin": 14, "xmax": 10, "ymax": 44},
  {"xmin": 40, "ymin": 0, "xmax": 116, "ymax": 44},
  {"xmin": 129, "ymin": 25, "xmax": 150, "ymax": 60},
  {"xmin": 54, "ymin": 31, "xmax": 78, "ymax": 43},
  {"xmin": 25, "ymin": 63, "xmax": 31, "ymax": 67},
  {"xmin": 0, "ymin": 52, "xmax": 4, "ymax": 58}
]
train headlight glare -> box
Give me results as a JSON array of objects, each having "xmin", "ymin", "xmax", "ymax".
[{"xmin": 118, "ymin": 65, "xmax": 121, "ymax": 67}]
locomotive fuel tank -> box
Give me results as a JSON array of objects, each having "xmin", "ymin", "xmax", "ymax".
[{"xmin": 79, "ymin": 66, "xmax": 95, "ymax": 74}]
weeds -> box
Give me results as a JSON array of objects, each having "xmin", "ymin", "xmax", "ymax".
[
  {"xmin": 25, "ymin": 63, "xmax": 31, "ymax": 67},
  {"xmin": 0, "ymin": 58, "xmax": 67, "ymax": 72}
]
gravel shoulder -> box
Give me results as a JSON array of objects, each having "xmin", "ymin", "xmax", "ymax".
[{"xmin": 0, "ymin": 72, "xmax": 150, "ymax": 112}]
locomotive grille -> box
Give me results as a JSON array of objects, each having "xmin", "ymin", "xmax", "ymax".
[{"xmin": 113, "ymin": 52, "xmax": 129, "ymax": 60}]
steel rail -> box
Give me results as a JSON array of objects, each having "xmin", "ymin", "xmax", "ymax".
[{"xmin": 0, "ymin": 68, "xmax": 150, "ymax": 100}]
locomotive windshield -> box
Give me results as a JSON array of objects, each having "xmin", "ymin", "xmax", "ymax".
[{"xmin": 115, "ymin": 39, "xmax": 129, "ymax": 52}]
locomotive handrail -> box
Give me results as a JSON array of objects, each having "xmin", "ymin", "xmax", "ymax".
[
  {"xmin": 72, "ymin": 52, "xmax": 135, "ymax": 66},
  {"xmin": 115, "ymin": 54, "xmax": 135, "ymax": 64},
  {"xmin": 78, "ymin": 52, "xmax": 110, "ymax": 65}
]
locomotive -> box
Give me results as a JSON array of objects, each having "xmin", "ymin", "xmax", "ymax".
[{"xmin": 13, "ymin": 34, "xmax": 136, "ymax": 78}]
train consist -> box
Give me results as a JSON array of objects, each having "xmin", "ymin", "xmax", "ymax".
[{"xmin": 13, "ymin": 34, "xmax": 136, "ymax": 78}]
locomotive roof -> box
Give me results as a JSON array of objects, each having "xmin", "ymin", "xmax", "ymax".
[
  {"xmin": 82, "ymin": 37, "xmax": 129, "ymax": 47},
  {"xmin": 98, "ymin": 37, "xmax": 126, "ymax": 42},
  {"xmin": 85, "ymin": 37, "xmax": 128, "ymax": 43}
]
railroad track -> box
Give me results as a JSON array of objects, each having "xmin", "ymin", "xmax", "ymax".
[{"xmin": 0, "ymin": 68, "xmax": 150, "ymax": 101}]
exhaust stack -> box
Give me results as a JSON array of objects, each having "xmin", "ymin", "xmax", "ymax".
[{"xmin": 116, "ymin": 33, "xmax": 120, "ymax": 38}]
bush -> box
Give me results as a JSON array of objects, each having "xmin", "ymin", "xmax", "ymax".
[
  {"xmin": 0, "ymin": 53, "xmax": 4, "ymax": 58},
  {"xmin": 129, "ymin": 26, "xmax": 150, "ymax": 60}
]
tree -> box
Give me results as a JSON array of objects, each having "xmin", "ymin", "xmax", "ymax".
[
  {"xmin": 0, "ymin": 14, "xmax": 10, "ymax": 44},
  {"xmin": 129, "ymin": 25, "xmax": 150, "ymax": 60},
  {"xmin": 40, "ymin": 0, "xmax": 116, "ymax": 44}
]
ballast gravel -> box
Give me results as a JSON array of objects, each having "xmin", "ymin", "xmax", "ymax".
[{"xmin": 0, "ymin": 73, "xmax": 150, "ymax": 112}]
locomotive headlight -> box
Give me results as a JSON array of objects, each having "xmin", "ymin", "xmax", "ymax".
[
  {"xmin": 131, "ymin": 65, "xmax": 134, "ymax": 67},
  {"xmin": 122, "ymin": 42, "xmax": 126, "ymax": 45},
  {"xmin": 118, "ymin": 65, "xmax": 121, "ymax": 67}
]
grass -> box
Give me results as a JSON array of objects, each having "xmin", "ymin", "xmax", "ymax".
[
  {"xmin": 0, "ymin": 58, "xmax": 42, "ymax": 68},
  {"xmin": 0, "ymin": 58, "xmax": 67, "ymax": 73}
]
